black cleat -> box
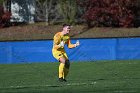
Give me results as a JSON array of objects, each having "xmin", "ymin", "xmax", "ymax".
[
  {"xmin": 63, "ymin": 79, "xmax": 67, "ymax": 82},
  {"xmin": 58, "ymin": 77, "xmax": 64, "ymax": 82},
  {"xmin": 58, "ymin": 78, "xmax": 67, "ymax": 82}
]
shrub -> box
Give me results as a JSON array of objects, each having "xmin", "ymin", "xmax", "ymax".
[
  {"xmin": 77, "ymin": 0, "xmax": 138, "ymax": 27},
  {"xmin": 0, "ymin": 6, "xmax": 11, "ymax": 28}
]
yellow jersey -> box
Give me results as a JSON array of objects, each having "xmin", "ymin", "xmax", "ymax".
[{"xmin": 52, "ymin": 32, "xmax": 75, "ymax": 52}]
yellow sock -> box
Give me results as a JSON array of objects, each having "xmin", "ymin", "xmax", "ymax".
[
  {"xmin": 59, "ymin": 63, "xmax": 65, "ymax": 78},
  {"xmin": 63, "ymin": 67, "xmax": 69, "ymax": 79}
]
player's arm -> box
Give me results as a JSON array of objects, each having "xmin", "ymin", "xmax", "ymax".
[
  {"xmin": 53, "ymin": 35, "xmax": 60, "ymax": 49},
  {"xmin": 67, "ymin": 39, "xmax": 79, "ymax": 48},
  {"xmin": 53, "ymin": 34, "xmax": 64, "ymax": 49}
]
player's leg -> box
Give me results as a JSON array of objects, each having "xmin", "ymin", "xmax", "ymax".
[
  {"xmin": 58, "ymin": 57, "xmax": 66, "ymax": 82},
  {"xmin": 52, "ymin": 51, "xmax": 66, "ymax": 81},
  {"xmin": 62, "ymin": 53, "xmax": 70, "ymax": 81},
  {"xmin": 63, "ymin": 59, "xmax": 70, "ymax": 81},
  {"xmin": 52, "ymin": 51, "xmax": 68, "ymax": 82}
]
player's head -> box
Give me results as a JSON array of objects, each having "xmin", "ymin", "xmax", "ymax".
[{"xmin": 62, "ymin": 24, "xmax": 71, "ymax": 35}]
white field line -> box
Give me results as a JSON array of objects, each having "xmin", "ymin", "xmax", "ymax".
[{"xmin": 0, "ymin": 82, "xmax": 97, "ymax": 89}]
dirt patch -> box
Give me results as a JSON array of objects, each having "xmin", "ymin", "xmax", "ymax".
[{"xmin": 0, "ymin": 24, "xmax": 140, "ymax": 41}]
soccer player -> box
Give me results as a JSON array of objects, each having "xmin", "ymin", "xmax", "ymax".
[{"xmin": 52, "ymin": 24, "xmax": 80, "ymax": 82}]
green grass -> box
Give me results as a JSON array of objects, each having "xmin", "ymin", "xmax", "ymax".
[{"xmin": 0, "ymin": 60, "xmax": 140, "ymax": 93}]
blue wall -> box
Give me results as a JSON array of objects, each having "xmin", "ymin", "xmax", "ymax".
[{"xmin": 0, "ymin": 38, "xmax": 140, "ymax": 64}]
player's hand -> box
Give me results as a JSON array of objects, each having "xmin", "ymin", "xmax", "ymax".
[
  {"xmin": 58, "ymin": 41, "xmax": 64, "ymax": 47},
  {"xmin": 75, "ymin": 40, "xmax": 80, "ymax": 47}
]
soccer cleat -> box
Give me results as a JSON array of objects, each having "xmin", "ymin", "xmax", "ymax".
[
  {"xmin": 58, "ymin": 77, "xmax": 67, "ymax": 82},
  {"xmin": 63, "ymin": 79, "xmax": 67, "ymax": 82},
  {"xmin": 58, "ymin": 77, "xmax": 64, "ymax": 82}
]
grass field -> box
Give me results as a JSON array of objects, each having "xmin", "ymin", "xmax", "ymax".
[{"xmin": 0, "ymin": 60, "xmax": 139, "ymax": 93}]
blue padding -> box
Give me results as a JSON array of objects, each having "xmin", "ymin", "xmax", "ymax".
[
  {"xmin": 116, "ymin": 38, "xmax": 140, "ymax": 60},
  {"xmin": 0, "ymin": 38, "xmax": 140, "ymax": 64},
  {"xmin": 66, "ymin": 39, "xmax": 117, "ymax": 61}
]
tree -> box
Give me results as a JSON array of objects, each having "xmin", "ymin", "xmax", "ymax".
[
  {"xmin": 35, "ymin": 0, "xmax": 78, "ymax": 25},
  {"xmin": 57, "ymin": 0, "xmax": 77, "ymax": 24},
  {"xmin": 0, "ymin": 0, "xmax": 4, "ymax": 5},
  {"xmin": 35, "ymin": 0, "xmax": 60, "ymax": 25},
  {"xmin": 77, "ymin": 0, "xmax": 139, "ymax": 27},
  {"xmin": 0, "ymin": 0, "xmax": 11, "ymax": 28}
]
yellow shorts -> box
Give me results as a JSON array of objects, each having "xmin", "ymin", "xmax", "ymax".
[{"xmin": 52, "ymin": 50, "xmax": 68, "ymax": 61}]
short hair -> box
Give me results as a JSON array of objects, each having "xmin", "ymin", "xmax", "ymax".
[{"xmin": 63, "ymin": 24, "xmax": 70, "ymax": 28}]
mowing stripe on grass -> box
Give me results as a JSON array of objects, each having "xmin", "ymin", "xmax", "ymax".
[{"xmin": 0, "ymin": 82, "xmax": 97, "ymax": 89}]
